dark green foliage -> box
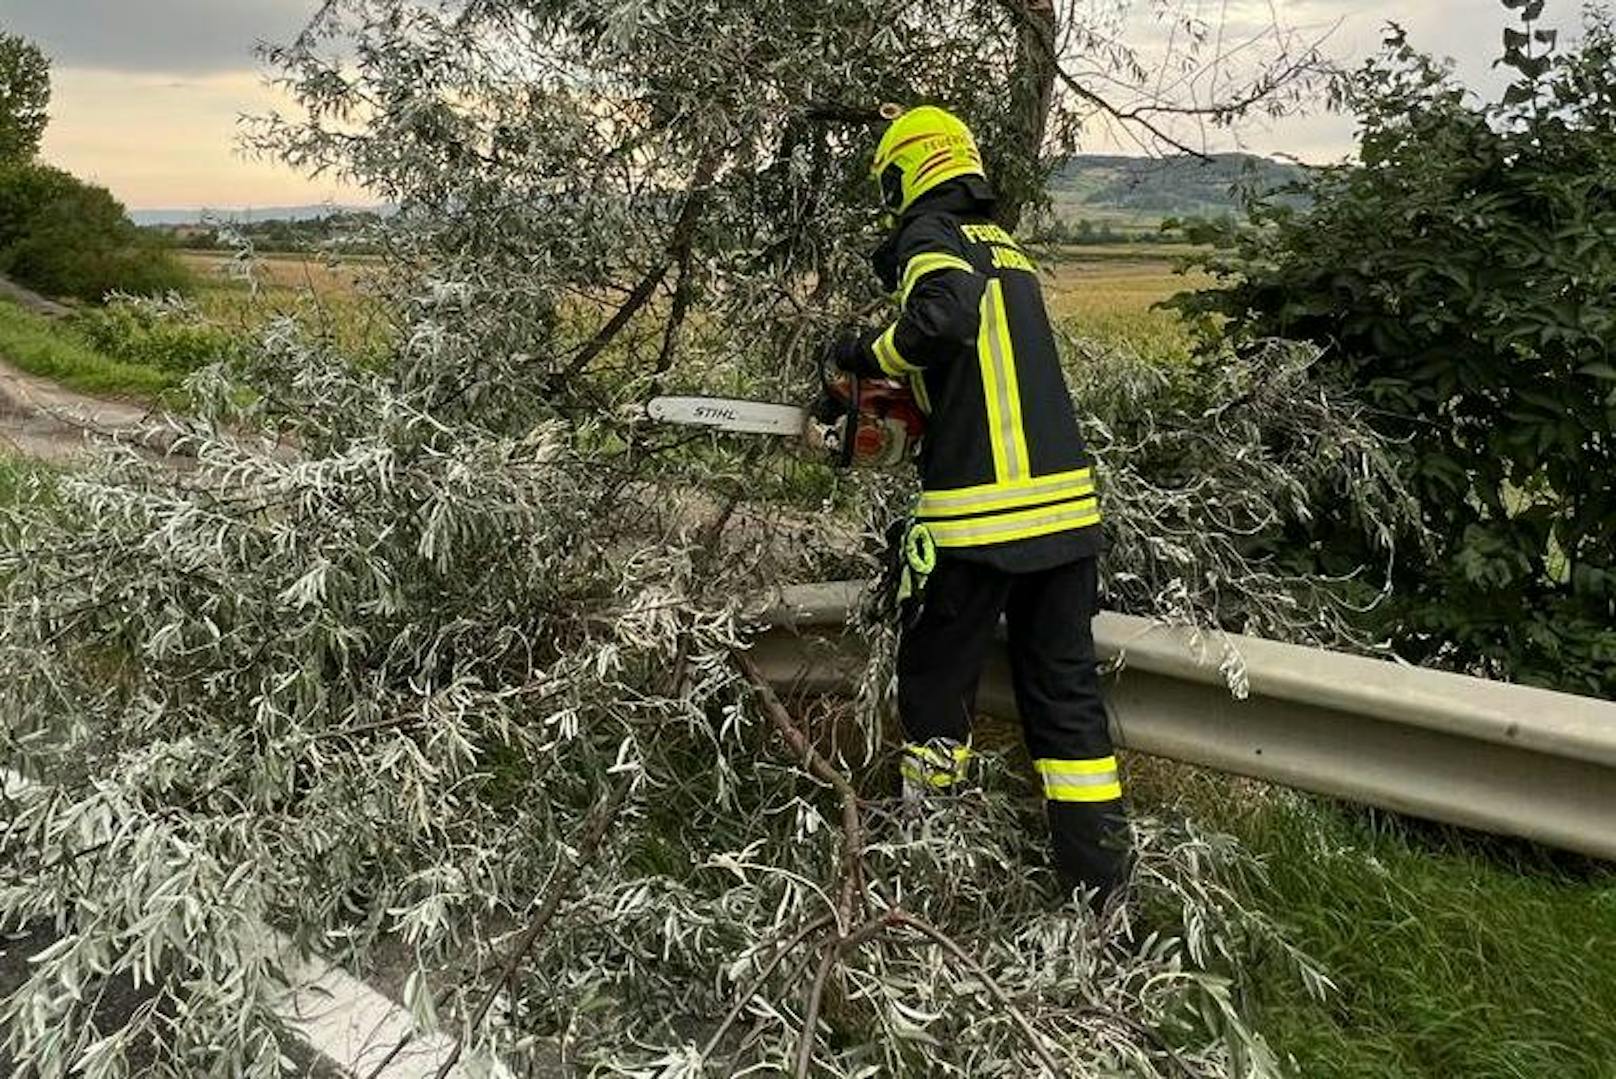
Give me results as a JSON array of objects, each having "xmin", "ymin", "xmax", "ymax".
[
  {"xmin": 0, "ymin": 159, "xmax": 77, "ymax": 251},
  {"xmin": 72, "ymin": 300, "xmax": 242, "ymax": 373},
  {"xmin": 1169, "ymin": 3, "xmax": 1616, "ymax": 697},
  {"xmin": 0, "ymin": 162, "xmax": 193, "ymax": 301},
  {"xmin": 0, "ymin": 34, "xmax": 50, "ymax": 164}
]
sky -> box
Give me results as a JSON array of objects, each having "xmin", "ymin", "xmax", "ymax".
[{"xmin": 0, "ymin": 0, "xmax": 1594, "ymax": 211}]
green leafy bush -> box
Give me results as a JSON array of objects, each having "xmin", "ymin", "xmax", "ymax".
[
  {"xmin": 0, "ymin": 161, "xmax": 193, "ymax": 302},
  {"xmin": 0, "ymin": 297, "xmax": 175, "ymax": 397},
  {"xmin": 72, "ymin": 297, "xmax": 242, "ymax": 373},
  {"xmin": 0, "ymin": 161, "xmax": 77, "ymax": 251},
  {"xmin": 1169, "ymin": 3, "xmax": 1616, "ymax": 697}
]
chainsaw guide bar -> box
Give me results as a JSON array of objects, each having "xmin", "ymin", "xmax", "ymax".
[{"xmin": 645, "ymin": 396, "xmax": 809, "ymax": 436}]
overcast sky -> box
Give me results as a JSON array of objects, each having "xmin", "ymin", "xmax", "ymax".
[{"xmin": 0, "ymin": 0, "xmax": 1593, "ymax": 210}]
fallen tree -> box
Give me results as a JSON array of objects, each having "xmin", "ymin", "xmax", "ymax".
[{"xmin": 0, "ymin": 3, "xmax": 1406, "ymax": 1075}]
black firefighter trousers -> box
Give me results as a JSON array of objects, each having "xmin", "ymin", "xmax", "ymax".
[{"xmin": 896, "ymin": 555, "xmax": 1129, "ymax": 902}]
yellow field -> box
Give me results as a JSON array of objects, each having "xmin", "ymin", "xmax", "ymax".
[
  {"xmin": 178, "ymin": 251, "xmax": 378, "ymax": 296},
  {"xmin": 173, "ymin": 247, "xmax": 1203, "ymax": 368},
  {"xmin": 179, "ymin": 252, "xmax": 391, "ymax": 358},
  {"xmin": 1039, "ymin": 245, "xmax": 1207, "ymax": 363}
]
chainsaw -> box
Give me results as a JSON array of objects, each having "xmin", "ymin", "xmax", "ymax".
[{"xmin": 646, "ymin": 364, "xmax": 926, "ymax": 470}]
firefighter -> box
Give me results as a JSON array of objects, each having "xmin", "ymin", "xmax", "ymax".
[{"xmin": 826, "ymin": 105, "xmax": 1129, "ymax": 906}]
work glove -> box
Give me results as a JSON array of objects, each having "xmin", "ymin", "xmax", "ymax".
[{"xmin": 821, "ymin": 326, "xmax": 879, "ymax": 378}]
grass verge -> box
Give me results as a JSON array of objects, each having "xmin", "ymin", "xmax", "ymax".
[
  {"xmin": 0, "ymin": 453, "xmax": 54, "ymax": 567},
  {"xmin": 0, "ymin": 297, "xmax": 173, "ymax": 399},
  {"xmin": 1133, "ymin": 761, "xmax": 1616, "ymax": 1077},
  {"xmin": 0, "ymin": 453, "xmax": 32, "ymax": 505}
]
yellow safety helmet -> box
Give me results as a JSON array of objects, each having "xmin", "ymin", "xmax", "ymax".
[{"xmin": 870, "ymin": 105, "xmax": 986, "ymax": 214}]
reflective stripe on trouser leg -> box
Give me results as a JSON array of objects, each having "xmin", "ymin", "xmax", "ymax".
[
  {"xmin": 1034, "ymin": 756, "xmax": 1123, "ymax": 803},
  {"xmin": 1039, "ymin": 757, "xmax": 1126, "ymax": 903},
  {"xmin": 1004, "ymin": 559, "xmax": 1128, "ymax": 902},
  {"xmin": 901, "ymin": 739, "xmax": 972, "ymax": 798}
]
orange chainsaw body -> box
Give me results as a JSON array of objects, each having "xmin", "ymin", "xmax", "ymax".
[{"xmin": 817, "ymin": 375, "xmax": 927, "ymax": 469}]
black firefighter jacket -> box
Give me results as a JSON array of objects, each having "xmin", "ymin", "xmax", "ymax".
[{"xmin": 851, "ymin": 180, "xmax": 1102, "ymax": 573}]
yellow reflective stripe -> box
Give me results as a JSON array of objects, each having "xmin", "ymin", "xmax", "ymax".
[
  {"xmin": 917, "ymin": 467, "xmax": 1095, "ymax": 519},
  {"xmin": 1045, "ymin": 780, "xmax": 1124, "ymax": 803},
  {"xmin": 926, "ymin": 498, "xmax": 1101, "ymax": 547},
  {"xmin": 899, "ymin": 253, "xmax": 974, "ymax": 307},
  {"xmin": 909, "ymin": 370, "xmax": 932, "ymax": 414},
  {"xmin": 873, "ymin": 324, "xmax": 920, "ymax": 376},
  {"xmin": 976, "ymin": 279, "xmax": 1026, "ymax": 482},
  {"xmin": 1036, "ymin": 757, "xmax": 1123, "ymax": 803},
  {"xmin": 1037, "ymin": 756, "xmax": 1117, "ymax": 776},
  {"xmin": 921, "ymin": 467, "xmax": 1095, "ymax": 503},
  {"xmin": 902, "ymin": 742, "xmax": 972, "ymax": 788},
  {"xmin": 905, "ymin": 742, "xmax": 973, "ymax": 768},
  {"xmin": 977, "ymin": 282, "xmax": 1009, "ymax": 480},
  {"xmin": 920, "ymin": 482, "xmax": 1096, "ymax": 521},
  {"xmin": 999, "ymin": 303, "xmax": 1031, "ymax": 486}
]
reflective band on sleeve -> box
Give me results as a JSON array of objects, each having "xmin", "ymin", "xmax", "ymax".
[
  {"xmin": 976, "ymin": 280, "xmax": 1029, "ymax": 482},
  {"xmin": 997, "ymin": 289, "xmax": 1031, "ymax": 479},
  {"xmin": 923, "ymin": 498, "xmax": 1101, "ymax": 548},
  {"xmin": 1036, "ymin": 757, "xmax": 1123, "ymax": 803},
  {"xmin": 917, "ymin": 467, "xmax": 1095, "ymax": 519},
  {"xmin": 873, "ymin": 324, "xmax": 920, "ymax": 376},
  {"xmin": 899, "ymin": 253, "xmax": 975, "ymax": 307}
]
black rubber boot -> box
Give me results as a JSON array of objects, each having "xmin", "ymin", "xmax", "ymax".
[{"xmin": 1049, "ymin": 801, "xmax": 1131, "ymax": 910}]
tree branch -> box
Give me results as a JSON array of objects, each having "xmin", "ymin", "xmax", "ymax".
[
  {"xmin": 431, "ymin": 780, "xmax": 631, "ymax": 1079},
  {"xmin": 699, "ymin": 913, "xmax": 837, "ymax": 1060},
  {"xmin": 1001, "ymin": 0, "xmax": 1059, "ymax": 230},
  {"xmin": 801, "ymin": 101, "xmax": 887, "ymax": 126},
  {"xmin": 794, "ymin": 942, "xmax": 841, "ymax": 1078},
  {"xmin": 732, "ymin": 650, "xmax": 866, "ymax": 927},
  {"xmin": 888, "ymin": 911, "xmax": 1066, "ymax": 1076},
  {"xmin": 561, "ymin": 149, "xmax": 720, "ymax": 381},
  {"xmin": 651, "ymin": 234, "xmax": 698, "ymax": 384},
  {"xmin": 995, "ymin": 0, "xmax": 1211, "ymax": 162}
]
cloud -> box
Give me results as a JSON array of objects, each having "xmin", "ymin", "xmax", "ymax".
[
  {"xmin": 18, "ymin": 0, "xmax": 1603, "ymax": 206},
  {"xmin": 2, "ymin": 0, "xmax": 315, "ymax": 76},
  {"xmin": 1093, "ymin": 0, "xmax": 1596, "ymax": 162},
  {"xmin": 40, "ymin": 68, "xmax": 366, "ymax": 209}
]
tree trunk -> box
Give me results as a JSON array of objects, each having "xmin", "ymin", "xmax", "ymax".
[{"xmin": 999, "ymin": 0, "xmax": 1058, "ymax": 231}]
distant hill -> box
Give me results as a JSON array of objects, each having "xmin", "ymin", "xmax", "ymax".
[
  {"xmin": 130, "ymin": 204, "xmax": 385, "ymax": 227},
  {"xmin": 130, "ymin": 155, "xmax": 1301, "ymax": 233},
  {"xmin": 1046, "ymin": 153, "xmax": 1309, "ymax": 227}
]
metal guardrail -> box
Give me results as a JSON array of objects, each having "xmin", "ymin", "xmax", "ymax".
[{"xmin": 752, "ymin": 581, "xmax": 1616, "ymax": 861}]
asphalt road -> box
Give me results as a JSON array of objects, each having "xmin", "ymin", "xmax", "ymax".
[{"xmin": 0, "ymin": 921, "xmax": 162, "ymax": 1075}]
